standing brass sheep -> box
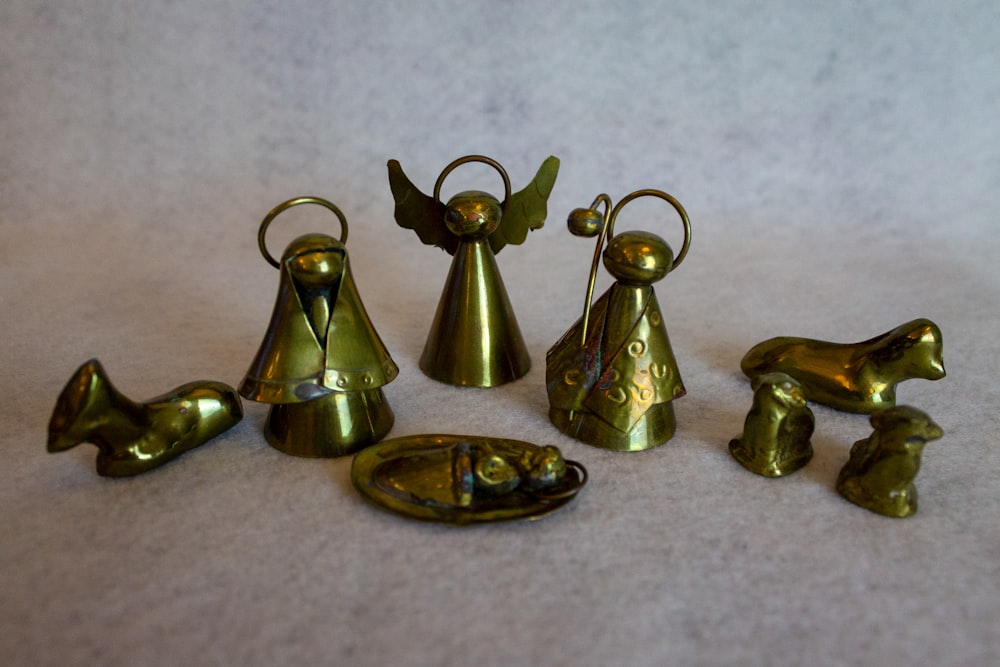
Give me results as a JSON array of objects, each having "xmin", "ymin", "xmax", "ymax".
[{"xmin": 836, "ymin": 405, "xmax": 943, "ymax": 517}]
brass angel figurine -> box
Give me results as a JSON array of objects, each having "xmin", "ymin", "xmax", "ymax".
[
  {"xmin": 388, "ymin": 155, "xmax": 559, "ymax": 387},
  {"xmin": 546, "ymin": 190, "xmax": 692, "ymax": 451}
]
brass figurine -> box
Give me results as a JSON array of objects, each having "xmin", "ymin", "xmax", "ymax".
[
  {"xmin": 388, "ymin": 155, "xmax": 559, "ymax": 387},
  {"xmin": 546, "ymin": 190, "xmax": 692, "ymax": 451},
  {"xmin": 740, "ymin": 318, "xmax": 945, "ymax": 414},
  {"xmin": 836, "ymin": 405, "xmax": 943, "ymax": 517},
  {"xmin": 729, "ymin": 372, "xmax": 815, "ymax": 477},
  {"xmin": 352, "ymin": 434, "xmax": 586, "ymax": 525},
  {"xmin": 240, "ymin": 197, "xmax": 398, "ymax": 457},
  {"xmin": 48, "ymin": 359, "xmax": 243, "ymax": 476}
]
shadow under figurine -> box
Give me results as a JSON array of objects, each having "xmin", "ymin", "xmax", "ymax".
[
  {"xmin": 836, "ymin": 405, "xmax": 942, "ymax": 518},
  {"xmin": 48, "ymin": 359, "xmax": 243, "ymax": 476},
  {"xmin": 546, "ymin": 190, "xmax": 692, "ymax": 451},
  {"xmin": 352, "ymin": 434, "xmax": 587, "ymax": 525},
  {"xmin": 388, "ymin": 155, "xmax": 559, "ymax": 387},
  {"xmin": 740, "ymin": 318, "xmax": 945, "ymax": 414},
  {"xmin": 240, "ymin": 197, "xmax": 398, "ymax": 457},
  {"xmin": 729, "ymin": 372, "xmax": 814, "ymax": 477}
]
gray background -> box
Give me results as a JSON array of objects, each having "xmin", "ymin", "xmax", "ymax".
[{"xmin": 2, "ymin": 1, "xmax": 998, "ymax": 665}]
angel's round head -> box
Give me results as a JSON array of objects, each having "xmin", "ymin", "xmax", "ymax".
[{"xmin": 444, "ymin": 191, "xmax": 502, "ymax": 238}]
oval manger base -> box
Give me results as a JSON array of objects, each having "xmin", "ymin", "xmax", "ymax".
[{"xmin": 351, "ymin": 434, "xmax": 587, "ymax": 525}]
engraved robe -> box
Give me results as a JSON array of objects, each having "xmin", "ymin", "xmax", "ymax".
[{"xmin": 546, "ymin": 287, "xmax": 684, "ymax": 434}]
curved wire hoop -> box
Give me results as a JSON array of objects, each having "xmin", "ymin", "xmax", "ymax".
[
  {"xmin": 432, "ymin": 155, "xmax": 512, "ymax": 205},
  {"xmin": 257, "ymin": 196, "xmax": 349, "ymax": 269},
  {"xmin": 607, "ymin": 189, "xmax": 692, "ymax": 271}
]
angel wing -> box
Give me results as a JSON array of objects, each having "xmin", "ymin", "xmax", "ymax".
[
  {"xmin": 387, "ymin": 159, "xmax": 458, "ymax": 255},
  {"xmin": 490, "ymin": 156, "xmax": 560, "ymax": 254}
]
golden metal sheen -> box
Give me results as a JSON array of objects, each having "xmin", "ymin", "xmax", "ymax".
[
  {"xmin": 240, "ymin": 196, "xmax": 398, "ymax": 457},
  {"xmin": 740, "ymin": 318, "xmax": 945, "ymax": 414},
  {"xmin": 48, "ymin": 359, "xmax": 243, "ymax": 476},
  {"xmin": 729, "ymin": 372, "xmax": 815, "ymax": 477},
  {"xmin": 351, "ymin": 434, "xmax": 587, "ymax": 525},
  {"xmin": 264, "ymin": 389, "xmax": 393, "ymax": 457},
  {"xmin": 388, "ymin": 155, "xmax": 559, "ymax": 387},
  {"xmin": 836, "ymin": 405, "xmax": 943, "ymax": 517},
  {"xmin": 546, "ymin": 189, "xmax": 692, "ymax": 451}
]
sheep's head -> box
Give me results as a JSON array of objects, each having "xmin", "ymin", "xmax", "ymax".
[{"xmin": 870, "ymin": 406, "xmax": 943, "ymax": 451}]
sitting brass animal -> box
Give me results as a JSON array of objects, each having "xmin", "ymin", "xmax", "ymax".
[
  {"xmin": 729, "ymin": 372, "xmax": 814, "ymax": 477},
  {"xmin": 836, "ymin": 405, "xmax": 942, "ymax": 517},
  {"xmin": 48, "ymin": 359, "xmax": 243, "ymax": 476},
  {"xmin": 740, "ymin": 318, "xmax": 945, "ymax": 414}
]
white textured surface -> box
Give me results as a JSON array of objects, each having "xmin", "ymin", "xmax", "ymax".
[{"xmin": 2, "ymin": 2, "xmax": 998, "ymax": 665}]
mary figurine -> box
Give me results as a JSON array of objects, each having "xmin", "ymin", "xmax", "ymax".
[{"xmin": 241, "ymin": 197, "xmax": 398, "ymax": 457}]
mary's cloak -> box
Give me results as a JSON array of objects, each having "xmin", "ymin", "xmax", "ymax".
[{"xmin": 240, "ymin": 234, "xmax": 398, "ymax": 404}]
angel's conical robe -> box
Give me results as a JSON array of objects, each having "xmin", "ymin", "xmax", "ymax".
[{"xmin": 420, "ymin": 237, "xmax": 530, "ymax": 386}]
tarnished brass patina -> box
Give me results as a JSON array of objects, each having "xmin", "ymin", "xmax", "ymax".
[
  {"xmin": 240, "ymin": 197, "xmax": 398, "ymax": 457},
  {"xmin": 388, "ymin": 155, "xmax": 559, "ymax": 387},
  {"xmin": 729, "ymin": 373, "xmax": 814, "ymax": 477},
  {"xmin": 546, "ymin": 190, "xmax": 692, "ymax": 451},
  {"xmin": 352, "ymin": 434, "xmax": 587, "ymax": 525},
  {"xmin": 837, "ymin": 405, "xmax": 942, "ymax": 517},
  {"xmin": 740, "ymin": 318, "xmax": 945, "ymax": 414},
  {"xmin": 48, "ymin": 359, "xmax": 242, "ymax": 476}
]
